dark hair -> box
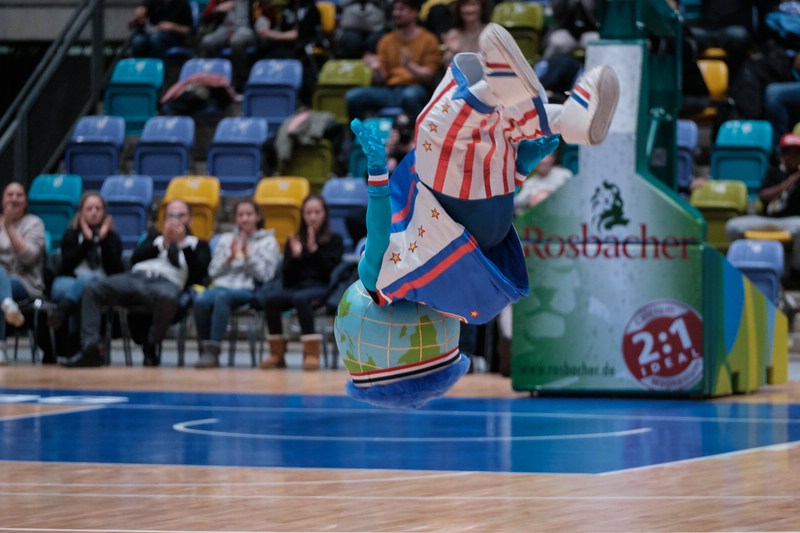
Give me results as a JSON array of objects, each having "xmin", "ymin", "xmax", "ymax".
[
  {"xmin": 70, "ymin": 191, "xmax": 106, "ymax": 230},
  {"xmin": 393, "ymin": 0, "xmax": 422, "ymax": 12},
  {"xmin": 298, "ymin": 194, "xmax": 332, "ymax": 246},
  {"xmin": 453, "ymin": 0, "xmax": 490, "ymax": 27},
  {"xmin": 234, "ymin": 199, "xmax": 264, "ymax": 230}
]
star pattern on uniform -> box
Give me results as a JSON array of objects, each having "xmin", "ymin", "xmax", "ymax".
[
  {"xmin": 408, "ymin": 241, "xmax": 418, "ymax": 252},
  {"xmin": 418, "ymin": 225, "xmax": 425, "ymax": 237},
  {"xmin": 470, "ymin": 310, "xmax": 479, "ymax": 318},
  {"xmin": 390, "ymin": 252, "xmax": 402, "ymax": 264},
  {"xmin": 431, "ymin": 208, "xmax": 440, "ymax": 219},
  {"xmin": 441, "ymin": 102, "xmax": 450, "ymax": 113},
  {"xmin": 428, "ymin": 122, "xmax": 438, "ymax": 133},
  {"xmin": 422, "ymin": 141, "xmax": 432, "ymax": 151}
]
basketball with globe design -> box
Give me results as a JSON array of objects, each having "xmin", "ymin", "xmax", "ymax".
[{"xmin": 335, "ymin": 280, "xmax": 469, "ymax": 409}]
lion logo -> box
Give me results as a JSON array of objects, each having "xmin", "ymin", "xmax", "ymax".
[{"xmin": 590, "ymin": 181, "xmax": 629, "ymax": 231}]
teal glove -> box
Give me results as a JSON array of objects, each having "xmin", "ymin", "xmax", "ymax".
[
  {"xmin": 351, "ymin": 118, "xmax": 388, "ymax": 175},
  {"xmin": 516, "ymin": 136, "xmax": 560, "ymax": 176}
]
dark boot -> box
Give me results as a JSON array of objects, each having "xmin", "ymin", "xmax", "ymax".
[
  {"xmin": 48, "ymin": 299, "xmax": 76, "ymax": 330},
  {"xmin": 61, "ymin": 343, "xmax": 106, "ymax": 368},
  {"xmin": 260, "ymin": 335, "xmax": 287, "ymax": 369},
  {"xmin": 195, "ymin": 340, "xmax": 221, "ymax": 369},
  {"xmin": 142, "ymin": 342, "xmax": 160, "ymax": 366}
]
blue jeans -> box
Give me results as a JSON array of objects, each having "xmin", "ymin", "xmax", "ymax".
[
  {"xmin": 51, "ymin": 273, "xmax": 104, "ymax": 335},
  {"xmin": 346, "ymin": 85, "xmax": 430, "ymax": 121},
  {"xmin": 764, "ymin": 81, "xmax": 800, "ymax": 149},
  {"xmin": 131, "ymin": 31, "xmax": 185, "ymax": 60},
  {"xmin": 0, "ymin": 267, "xmax": 30, "ymax": 342},
  {"xmin": 192, "ymin": 287, "xmax": 254, "ymax": 343}
]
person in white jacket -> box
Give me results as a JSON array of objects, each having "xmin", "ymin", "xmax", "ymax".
[{"xmin": 193, "ymin": 200, "xmax": 281, "ymax": 368}]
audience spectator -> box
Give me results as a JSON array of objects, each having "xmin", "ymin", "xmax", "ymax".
[
  {"xmin": 48, "ymin": 193, "xmax": 124, "ymax": 349},
  {"xmin": 129, "ymin": 0, "xmax": 194, "ymax": 60},
  {"xmin": 346, "ymin": 0, "xmax": 442, "ymax": 121},
  {"xmin": 685, "ymin": 0, "xmax": 779, "ymax": 78},
  {"xmin": 440, "ymin": 0, "xmax": 489, "ymax": 68},
  {"xmin": 0, "ymin": 182, "xmax": 46, "ymax": 366},
  {"xmin": 258, "ymin": 194, "xmax": 343, "ymax": 371},
  {"xmin": 255, "ymin": 0, "xmax": 322, "ymax": 104},
  {"xmin": 62, "ymin": 200, "xmax": 211, "ymax": 367},
  {"xmin": 336, "ymin": 0, "xmax": 390, "ymax": 59},
  {"xmin": 420, "ymin": 0, "xmax": 455, "ymax": 40},
  {"xmin": 725, "ymin": 133, "xmax": 800, "ymax": 279},
  {"xmin": 514, "ymin": 151, "xmax": 574, "ymax": 212},
  {"xmin": 193, "ymin": 200, "xmax": 281, "ymax": 368},
  {"xmin": 199, "ymin": 0, "xmax": 258, "ymax": 92},
  {"xmin": 763, "ymin": 52, "xmax": 800, "ymax": 148},
  {"xmin": 543, "ymin": 0, "xmax": 599, "ymax": 60}
]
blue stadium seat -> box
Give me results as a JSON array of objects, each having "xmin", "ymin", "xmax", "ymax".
[
  {"xmin": 104, "ymin": 58, "xmax": 164, "ymax": 135},
  {"xmin": 711, "ymin": 120, "xmax": 773, "ymax": 196},
  {"xmin": 100, "ymin": 175, "xmax": 154, "ymax": 251},
  {"xmin": 207, "ymin": 117, "xmax": 269, "ymax": 197},
  {"xmin": 134, "ymin": 116, "xmax": 195, "ymax": 195},
  {"xmin": 726, "ymin": 239, "xmax": 784, "ymax": 304},
  {"xmin": 321, "ymin": 177, "xmax": 369, "ymax": 252},
  {"xmin": 677, "ymin": 119, "xmax": 698, "ymax": 191},
  {"xmin": 562, "ymin": 143, "xmax": 578, "ymax": 174},
  {"xmin": 242, "ymin": 59, "xmax": 303, "ymax": 135},
  {"xmin": 27, "ymin": 174, "xmax": 83, "ymax": 250},
  {"xmin": 64, "ymin": 116, "xmax": 126, "ymax": 191},
  {"xmin": 179, "ymin": 58, "xmax": 233, "ymax": 83}
]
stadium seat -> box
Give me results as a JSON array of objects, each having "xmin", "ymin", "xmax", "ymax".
[
  {"xmin": 27, "ymin": 174, "xmax": 83, "ymax": 250},
  {"xmin": 254, "ymin": 176, "xmax": 311, "ymax": 252},
  {"xmin": 689, "ymin": 180, "xmax": 748, "ymax": 252},
  {"xmin": 100, "ymin": 175, "xmax": 153, "ymax": 251},
  {"xmin": 347, "ymin": 117, "xmax": 393, "ymax": 178},
  {"xmin": 321, "ymin": 177, "xmax": 369, "ymax": 252},
  {"xmin": 491, "ymin": 2, "xmax": 545, "ymax": 63},
  {"xmin": 158, "ymin": 176, "xmax": 220, "ymax": 241},
  {"xmin": 64, "ymin": 115, "xmax": 126, "ymax": 191},
  {"xmin": 691, "ymin": 59, "xmax": 728, "ymax": 123},
  {"xmin": 561, "ymin": 143, "xmax": 579, "ymax": 174},
  {"xmin": 178, "ymin": 57, "xmax": 232, "ymax": 83},
  {"xmin": 676, "ymin": 119, "xmax": 699, "ymax": 191},
  {"xmin": 207, "ymin": 117, "xmax": 270, "ymax": 197},
  {"xmin": 727, "ymin": 239, "xmax": 784, "ymax": 304},
  {"xmin": 711, "ymin": 120, "xmax": 773, "ymax": 195},
  {"xmin": 312, "ymin": 60, "xmax": 372, "ymax": 125},
  {"xmin": 280, "ymin": 138, "xmax": 334, "ymax": 193},
  {"xmin": 103, "ymin": 58, "xmax": 164, "ymax": 135},
  {"xmin": 134, "ymin": 116, "xmax": 195, "ymax": 195},
  {"xmin": 242, "ymin": 59, "xmax": 303, "ymax": 134}
]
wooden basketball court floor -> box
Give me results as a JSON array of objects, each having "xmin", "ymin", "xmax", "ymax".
[{"xmin": 1, "ymin": 343, "xmax": 800, "ymax": 532}]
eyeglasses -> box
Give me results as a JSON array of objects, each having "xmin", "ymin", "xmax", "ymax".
[{"xmin": 167, "ymin": 212, "xmax": 188, "ymax": 219}]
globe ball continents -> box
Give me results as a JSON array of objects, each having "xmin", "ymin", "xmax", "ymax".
[{"xmin": 335, "ymin": 279, "xmax": 462, "ymax": 378}]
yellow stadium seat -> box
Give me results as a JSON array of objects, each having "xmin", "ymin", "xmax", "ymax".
[
  {"xmin": 689, "ymin": 179, "xmax": 747, "ymax": 252},
  {"xmin": 691, "ymin": 59, "xmax": 729, "ymax": 123},
  {"xmin": 254, "ymin": 176, "xmax": 311, "ymax": 251},
  {"xmin": 312, "ymin": 59, "xmax": 372, "ymax": 125},
  {"xmin": 158, "ymin": 175, "xmax": 220, "ymax": 241},
  {"xmin": 491, "ymin": 2, "xmax": 544, "ymax": 63},
  {"xmin": 316, "ymin": 1, "xmax": 337, "ymax": 38},
  {"xmin": 744, "ymin": 230, "xmax": 793, "ymax": 243}
]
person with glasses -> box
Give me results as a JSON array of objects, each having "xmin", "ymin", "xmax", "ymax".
[{"xmin": 62, "ymin": 199, "xmax": 211, "ymax": 367}]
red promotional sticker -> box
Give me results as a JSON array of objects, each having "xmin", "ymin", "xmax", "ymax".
[{"xmin": 622, "ymin": 300, "xmax": 703, "ymax": 391}]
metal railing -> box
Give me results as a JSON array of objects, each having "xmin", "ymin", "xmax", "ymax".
[{"xmin": 0, "ymin": 0, "xmax": 109, "ymax": 187}]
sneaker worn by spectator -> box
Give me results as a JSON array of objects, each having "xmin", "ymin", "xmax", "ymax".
[{"xmin": 2, "ymin": 297, "xmax": 24, "ymax": 328}]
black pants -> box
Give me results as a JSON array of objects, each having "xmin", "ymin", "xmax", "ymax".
[{"xmin": 262, "ymin": 285, "xmax": 328, "ymax": 335}]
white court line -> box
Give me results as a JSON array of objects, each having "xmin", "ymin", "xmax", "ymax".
[
  {"xmin": 107, "ymin": 403, "xmax": 800, "ymax": 424},
  {"xmin": 0, "ymin": 405, "xmax": 105, "ymax": 422},
  {"xmin": 173, "ymin": 418, "xmax": 653, "ymax": 442},
  {"xmin": 0, "ymin": 491, "xmax": 797, "ymax": 502},
  {"xmin": 600, "ymin": 439, "xmax": 800, "ymax": 476},
  {"xmin": 0, "ymin": 471, "xmax": 472, "ymax": 488}
]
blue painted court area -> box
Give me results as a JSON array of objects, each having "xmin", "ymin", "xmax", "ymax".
[{"xmin": 1, "ymin": 388, "xmax": 799, "ymax": 474}]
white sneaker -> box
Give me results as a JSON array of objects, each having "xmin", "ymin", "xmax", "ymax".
[
  {"xmin": 559, "ymin": 65, "xmax": 620, "ymax": 145},
  {"xmin": 478, "ymin": 22, "xmax": 547, "ymax": 108},
  {"xmin": 1, "ymin": 298, "xmax": 24, "ymax": 328}
]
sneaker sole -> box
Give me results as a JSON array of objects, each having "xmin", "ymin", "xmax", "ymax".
[
  {"xmin": 586, "ymin": 66, "xmax": 620, "ymax": 145},
  {"xmin": 480, "ymin": 23, "xmax": 547, "ymax": 102}
]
